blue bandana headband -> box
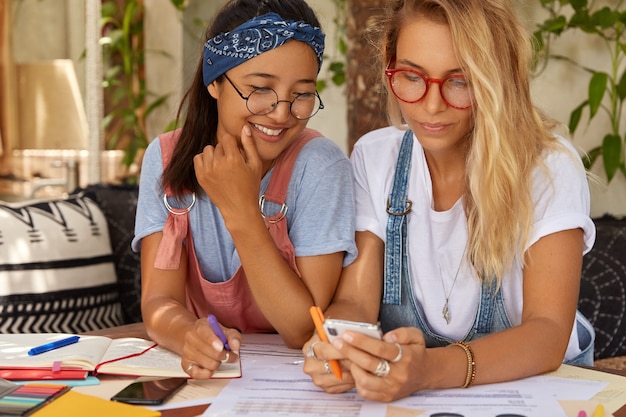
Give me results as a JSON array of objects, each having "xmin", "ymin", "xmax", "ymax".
[{"xmin": 202, "ymin": 12, "xmax": 325, "ymax": 87}]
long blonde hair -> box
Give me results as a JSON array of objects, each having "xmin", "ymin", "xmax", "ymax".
[{"xmin": 374, "ymin": 0, "xmax": 564, "ymax": 282}]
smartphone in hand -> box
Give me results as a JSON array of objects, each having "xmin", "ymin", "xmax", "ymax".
[
  {"xmin": 111, "ymin": 377, "xmax": 187, "ymax": 405},
  {"xmin": 323, "ymin": 319, "xmax": 383, "ymax": 343}
]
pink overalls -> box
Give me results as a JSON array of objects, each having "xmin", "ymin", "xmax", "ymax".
[{"xmin": 153, "ymin": 128, "xmax": 319, "ymax": 333}]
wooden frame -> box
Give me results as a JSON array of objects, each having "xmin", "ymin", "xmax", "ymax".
[{"xmin": 0, "ymin": 0, "xmax": 18, "ymax": 156}]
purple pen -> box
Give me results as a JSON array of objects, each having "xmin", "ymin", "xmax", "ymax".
[{"xmin": 207, "ymin": 314, "xmax": 231, "ymax": 351}]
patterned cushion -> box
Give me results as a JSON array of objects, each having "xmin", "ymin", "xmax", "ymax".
[
  {"xmin": 78, "ymin": 184, "xmax": 142, "ymax": 323},
  {"xmin": 0, "ymin": 193, "xmax": 124, "ymax": 333},
  {"xmin": 579, "ymin": 215, "xmax": 626, "ymax": 360}
]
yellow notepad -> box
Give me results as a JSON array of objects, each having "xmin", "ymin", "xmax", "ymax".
[{"xmin": 32, "ymin": 391, "xmax": 160, "ymax": 417}]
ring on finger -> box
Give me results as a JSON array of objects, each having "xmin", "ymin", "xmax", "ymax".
[
  {"xmin": 373, "ymin": 359, "xmax": 390, "ymax": 377},
  {"xmin": 221, "ymin": 351, "xmax": 230, "ymax": 363},
  {"xmin": 185, "ymin": 363, "xmax": 195, "ymax": 374},
  {"xmin": 307, "ymin": 341, "xmax": 321, "ymax": 359},
  {"xmin": 323, "ymin": 360, "xmax": 332, "ymax": 374},
  {"xmin": 391, "ymin": 343, "xmax": 403, "ymax": 363}
]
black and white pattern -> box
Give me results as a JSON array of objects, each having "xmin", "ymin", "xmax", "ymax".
[
  {"xmin": 0, "ymin": 193, "xmax": 124, "ymax": 333},
  {"xmin": 78, "ymin": 184, "xmax": 142, "ymax": 324},
  {"xmin": 579, "ymin": 215, "xmax": 626, "ymax": 360}
]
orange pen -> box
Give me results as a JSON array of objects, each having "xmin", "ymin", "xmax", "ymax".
[{"xmin": 309, "ymin": 306, "xmax": 342, "ymax": 380}]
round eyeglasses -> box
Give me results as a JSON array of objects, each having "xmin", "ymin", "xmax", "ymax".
[
  {"xmin": 223, "ymin": 74, "xmax": 324, "ymax": 120},
  {"xmin": 385, "ymin": 59, "xmax": 473, "ymax": 110}
]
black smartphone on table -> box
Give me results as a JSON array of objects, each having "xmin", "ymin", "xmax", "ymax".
[{"xmin": 110, "ymin": 377, "xmax": 187, "ymax": 405}]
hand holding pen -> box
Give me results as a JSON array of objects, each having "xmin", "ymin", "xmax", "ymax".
[
  {"xmin": 182, "ymin": 315, "xmax": 240, "ymax": 379},
  {"xmin": 309, "ymin": 306, "xmax": 342, "ymax": 380},
  {"xmin": 207, "ymin": 314, "xmax": 232, "ymax": 361}
]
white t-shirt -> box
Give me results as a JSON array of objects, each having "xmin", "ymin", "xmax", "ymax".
[{"xmin": 351, "ymin": 126, "xmax": 596, "ymax": 360}]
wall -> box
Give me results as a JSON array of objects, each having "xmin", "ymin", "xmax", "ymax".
[
  {"xmin": 11, "ymin": 0, "xmax": 86, "ymax": 93},
  {"xmin": 517, "ymin": 3, "xmax": 626, "ymax": 216},
  {"xmin": 7, "ymin": 0, "xmax": 626, "ymax": 216},
  {"xmin": 143, "ymin": 0, "xmax": 348, "ymax": 153},
  {"xmin": 305, "ymin": 0, "xmax": 349, "ymax": 154}
]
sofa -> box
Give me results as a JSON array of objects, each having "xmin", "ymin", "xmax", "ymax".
[
  {"xmin": 0, "ymin": 184, "xmax": 625, "ymax": 368},
  {"xmin": 578, "ymin": 215, "xmax": 626, "ymax": 368}
]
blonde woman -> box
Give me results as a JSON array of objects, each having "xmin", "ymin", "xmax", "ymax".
[{"xmin": 302, "ymin": 0, "xmax": 595, "ymax": 402}]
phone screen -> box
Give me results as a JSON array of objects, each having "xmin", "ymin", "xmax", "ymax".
[
  {"xmin": 323, "ymin": 319, "xmax": 383, "ymax": 343},
  {"xmin": 111, "ymin": 377, "xmax": 187, "ymax": 405}
]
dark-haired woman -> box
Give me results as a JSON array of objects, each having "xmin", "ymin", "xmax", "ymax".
[{"xmin": 132, "ymin": 0, "xmax": 356, "ymax": 379}]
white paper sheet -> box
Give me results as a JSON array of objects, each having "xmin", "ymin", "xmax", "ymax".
[{"xmin": 203, "ymin": 334, "xmax": 612, "ymax": 417}]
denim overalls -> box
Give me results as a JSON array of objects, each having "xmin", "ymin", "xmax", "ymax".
[
  {"xmin": 154, "ymin": 128, "xmax": 320, "ymax": 333},
  {"xmin": 380, "ymin": 130, "xmax": 594, "ymax": 364}
]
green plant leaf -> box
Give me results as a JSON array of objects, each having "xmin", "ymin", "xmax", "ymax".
[
  {"xmin": 618, "ymin": 69, "xmax": 626, "ymax": 100},
  {"xmin": 316, "ymin": 79, "xmax": 328, "ymax": 93},
  {"xmin": 102, "ymin": 113, "xmax": 116, "ymax": 130},
  {"xmin": 101, "ymin": 1, "xmax": 117, "ymax": 19},
  {"xmin": 145, "ymin": 94, "xmax": 171, "ymax": 117},
  {"xmin": 568, "ymin": 101, "xmax": 587, "ymax": 133},
  {"xmin": 591, "ymin": 7, "xmax": 618, "ymax": 29},
  {"xmin": 588, "ymin": 72, "xmax": 608, "ymax": 119},
  {"xmin": 540, "ymin": 16, "xmax": 568, "ymax": 34},
  {"xmin": 329, "ymin": 61, "xmax": 344, "ymax": 72},
  {"xmin": 570, "ymin": 10, "xmax": 593, "ymax": 32},
  {"xmin": 582, "ymin": 145, "xmax": 601, "ymax": 170},
  {"xmin": 169, "ymin": 0, "xmax": 188, "ymax": 11},
  {"xmin": 532, "ymin": 30, "xmax": 545, "ymax": 51},
  {"xmin": 570, "ymin": 0, "xmax": 588, "ymax": 12},
  {"xmin": 602, "ymin": 134, "xmax": 622, "ymax": 181},
  {"xmin": 338, "ymin": 38, "xmax": 347, "ymax": 56},
  {"xmin": 332, "ymin": 72, "xmax": 346, "ymax": 86}
]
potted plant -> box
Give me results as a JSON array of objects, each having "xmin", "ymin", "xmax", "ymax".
[
  {"xmin": 532, "ymin": 0, "xmax": 626, "ymax": 184},
  {"xmin": 100, "ymin": 0, "xmax": 185, "ymax": 180}
]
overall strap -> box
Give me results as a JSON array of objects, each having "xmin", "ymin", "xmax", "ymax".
[
  {"xmin": 155, "ymin": 129, "xmax": 193, "ymax": 270},
  {"xmin": 159, "ymin": 130, "xmax": 180, "ymax": 195},
  {"xmin": 155, "ymin": 128, "xmax": 320, "ymax": 270},
  {"xmin": 474, "ymin": 278, "xmax": 501, "ymax": 334},
  {"xmin": 260, "ymin": 128, "xmax": 321, "ymax": 222},
  {"xmin": 383, "ymin": 129, "xmax": 414, "ymax": 305}
]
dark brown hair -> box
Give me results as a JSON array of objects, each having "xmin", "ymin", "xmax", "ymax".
[{"xmin": 162, "ymin": 0, "xmax": 322, "ymax": 196}]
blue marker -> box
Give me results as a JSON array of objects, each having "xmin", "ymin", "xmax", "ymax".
[
  {"xmin": 207, "ymin": 315, "xmax": 231, "ymax": 351},
  {"xmin": 28, "ymin": 336, "xmax": 80, "ymax": 356}
]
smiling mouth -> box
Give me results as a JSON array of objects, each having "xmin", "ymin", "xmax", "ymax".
[
  {"xmin": 253, "ymin": 123, "xmax": 284, "ymax": 136},
  {"xmin": 421, "ymin": 122, "xmax": 447, "ymax": 129}
]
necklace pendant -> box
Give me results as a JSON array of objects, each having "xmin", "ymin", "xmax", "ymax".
[{"xmin": 442, "ymin": 302, "xmax": 451, "ymax": 325}]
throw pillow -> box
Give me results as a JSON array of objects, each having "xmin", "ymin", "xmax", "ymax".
[
  {"xmin": 78, "ymin": 184, "xmax": 142, "ymax": 324},
  {"xmin": 0, "ymin": 193, "xmax": 124, "ymax": 333}
]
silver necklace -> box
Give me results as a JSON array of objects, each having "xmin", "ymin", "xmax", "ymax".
[{"xmin": 438, "ymin": 246, "xmax": 466, "ymax": 325}]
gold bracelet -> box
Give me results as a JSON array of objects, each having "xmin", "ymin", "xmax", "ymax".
[{"xmin": 451, "ymin": 341, "xmax": 476, "ymax": 388}]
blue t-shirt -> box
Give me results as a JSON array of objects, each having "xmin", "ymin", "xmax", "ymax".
[{"xmin": 132, "ymin": 135, "xmax": 357, "ymax": 283}]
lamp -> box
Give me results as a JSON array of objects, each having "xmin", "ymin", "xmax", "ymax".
[
  {"xmin": 16, "ymin": 59, "xmax": 87, "ymax": 150},
  {"xmin": 14, "ymin": 59, "xmax": 87, "ymax": 197}
]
